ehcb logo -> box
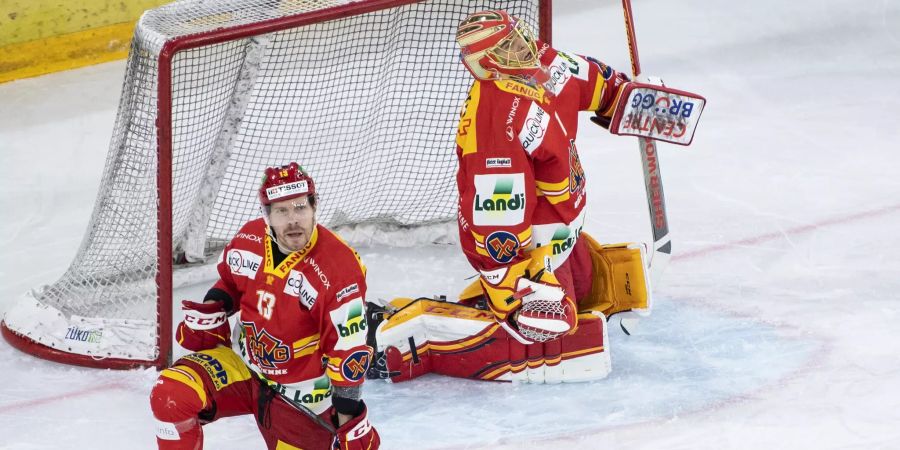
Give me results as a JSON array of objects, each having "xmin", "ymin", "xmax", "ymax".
[
  {"xmin": 473, "ymin": 174, "xmax": 526, "ymax": 226},
  {"xmin": 486, "ymin": 231, "xmax": 520, "ymax": 264},
  {"xmin": 568, "ymin": 139, "xmax": 585, "ymax": 194},
  {"xmin": 341, "ymin": 350, "xmax": 371, "ymax": 382},
  {"xmin": 242, "ymin": 322, "xmax": 290, "ymax": 371}
]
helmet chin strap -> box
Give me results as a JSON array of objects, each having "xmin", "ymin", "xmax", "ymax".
[{"xmin": 261, "ymin": 207, "xmax": 297, "ymax": 254}]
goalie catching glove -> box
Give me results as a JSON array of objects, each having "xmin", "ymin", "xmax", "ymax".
[
  {"xmin": 176, "ymin": 300, "xmax": 230, "ymax": 351},
  {"xmin": 479, "ymin": 246, "xmax": 577, "ymax": 344}
]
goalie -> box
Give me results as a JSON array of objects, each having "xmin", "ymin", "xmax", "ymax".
[{"xmin": 367, "ymin": 10, "xmax": 655, "ymax": 384}]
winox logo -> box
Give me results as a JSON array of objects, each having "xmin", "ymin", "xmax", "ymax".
[
  {"xmin": 242, "ymin": 322, "xmax": 290, "ymax": 372},
  {"xmin": 329, "ymin": 299, "xmax": 367, "ymax": 350},
  {"xmin": 284, "ymin": 270, "xmax": 318, "ymax": 309},
  {"xmin": 472, "ymin": 173, "xmax": 526, "ymax": 226},
  {"xmin": 505, "ymin": 96, "xmax": 521, "ymax": 141},
  {"xmin": 227, "ymin": 249, "xmax": 262, "ymax": 280},
  {"xmin": 518, "ymin": 102, "xmax": 549, "ymax": 153}
]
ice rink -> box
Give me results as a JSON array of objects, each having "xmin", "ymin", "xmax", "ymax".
[{"xmin": 2, "ymin": 0, "xmax": 900, "ymax": 448}]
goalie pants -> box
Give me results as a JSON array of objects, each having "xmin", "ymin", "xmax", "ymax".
[{"xmin": 150, "ymin": 346, "xmax": 334, "ymax": 450}]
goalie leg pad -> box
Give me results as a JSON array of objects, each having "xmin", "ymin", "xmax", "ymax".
[
  {"xmin": 371, "ymin": 298, "xmax": 611, "ymax": 383},
  {"xmin": 578, "ymin": 232, "xmax": 652, "ymax": 317},
  {"xmin": 151, "ymin": 366, "xmax": 207, "ymax": 449}
]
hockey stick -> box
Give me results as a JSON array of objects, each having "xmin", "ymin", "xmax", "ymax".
[{"xmin": 622, "ymin": 0, "xmax": 671, "ymax": 287}]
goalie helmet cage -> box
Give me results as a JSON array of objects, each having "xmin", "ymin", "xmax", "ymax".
[{"xmin": 1, "ymin": 0, "xmax": 551, "ymax": 370}]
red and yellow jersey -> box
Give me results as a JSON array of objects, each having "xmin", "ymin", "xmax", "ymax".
[
  {"xmin": 455, "ymin": 42, "xmax": 624, "ymax": 287},
  {"xmin": 211, "ymin": 219, "xmax": 369, "ymax": 412}
]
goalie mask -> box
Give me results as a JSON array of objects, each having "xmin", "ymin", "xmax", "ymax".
[{"xmin": 456, "ymin": 10, "xmax": 548, "ymax": 85}]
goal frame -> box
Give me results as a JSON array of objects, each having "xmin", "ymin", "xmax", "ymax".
[{"xmin": 2, "ymin": 0, "xmax": 552, "ymax": 370}]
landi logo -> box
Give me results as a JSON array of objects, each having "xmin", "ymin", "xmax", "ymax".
[
  {"xmin": 273, "ymin": 376, "xmax": 333, "ymax": 406},
  {"xmin": 550, "ymin": 224, "xmax": 583, "ymax": 256},
  {"xmin": 473, "ymin": 173, "xmax": 526, "ymax": 226}
]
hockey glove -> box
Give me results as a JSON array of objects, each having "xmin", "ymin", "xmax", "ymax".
[
  {"xmin": 511, "ymin": 277, "xmax": 577, "ymax": 343},
  {"xmin": 176, "ymin": 300, "xmax": 230, "ymax": 352},
  {"xmin": 329, "ymin": 402, "xmax": 380, "ymax": 450}
]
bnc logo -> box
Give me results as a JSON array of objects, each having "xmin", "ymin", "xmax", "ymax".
[
  {"xmin": 338, "ymin": 302, "xmax": 366, "ymax": 338},
  {"xmin": 474, "ymin": 178, "xmax": 525, "ymax": 212}
]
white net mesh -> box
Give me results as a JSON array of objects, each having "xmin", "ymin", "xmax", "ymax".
[{"xmin": 4, "ymin": 0, "xmax": 545, "ymax": 365}]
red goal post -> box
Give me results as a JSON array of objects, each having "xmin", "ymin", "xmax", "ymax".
[{"xmin": 2, "ymin": 0, "xmax": 551, "ymax": 369}]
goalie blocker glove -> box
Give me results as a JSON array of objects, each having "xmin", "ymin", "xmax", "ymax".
[{"xmin": 176, "ymin": 300, "xmax": 230, "ymax": 352}]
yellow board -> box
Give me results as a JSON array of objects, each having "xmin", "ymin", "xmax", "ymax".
[{"xmin": 0, "ymin": 0, "xmax": 169, "ymax": 83}]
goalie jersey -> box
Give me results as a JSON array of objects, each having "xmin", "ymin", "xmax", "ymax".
[
  {"xmin": 209, "ymin": 218, "xmax": 370, "ymax": 413},
  {"xmin": 455, "ymin": 42, "xmax": 625, "ymax": 279}
]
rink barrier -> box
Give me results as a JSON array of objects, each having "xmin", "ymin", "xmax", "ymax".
[{"xmin": 0, "ymin": 0, "xmax": 168, "ymax": 84}]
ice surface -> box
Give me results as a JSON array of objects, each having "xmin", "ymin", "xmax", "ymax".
[{"xmin": 2, "ymin": 0, "xmax": 900, "ymax": 448}]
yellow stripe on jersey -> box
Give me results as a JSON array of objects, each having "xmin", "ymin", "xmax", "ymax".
[
  {"xmin": 517, "ymin": 228, "xmax": 533, "ymax": 247},
  {"xmin": 160, "ymin": 366, "xmax": 208, "ymax": 409},
  {"xmin": 536, "ymin": 178, "xmax": 571, "ymax": 204},
  {"xmin": 292, "ymin": 333, "xmax": 320, "ymax": 358},
  {"xmin": 588, "ymin": 75, "xmax": 606, "ymax": 111},
  {"xmin": 535, "ymin": 178, "xmax": 569, "ymax": 195},
  {"xmin": 457, "ymin": 81, "xmax": 481, "ymax": 157},
  {"xmin": 325, "ymin": 356, "xmax": 345, "ymax": 383}
]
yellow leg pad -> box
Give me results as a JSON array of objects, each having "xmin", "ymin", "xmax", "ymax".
[
  {"xmin": 160, "ymin": 365, "xmax": 209, "ymax": 410},
  {"xmin": 580, "ymin": 233, "xmax": 651, "ymax": 317}
]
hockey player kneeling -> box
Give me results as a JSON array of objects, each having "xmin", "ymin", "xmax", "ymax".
[
  {"xmin": 150, "ymin": 163, "xmax": 379, "ymax": 449},
  {"xmin": 367, "ymin": 11, "xmax": 653, "ymax": 384}
]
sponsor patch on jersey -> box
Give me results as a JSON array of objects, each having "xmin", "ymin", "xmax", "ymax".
[
  {"xmin": 558, "ymin": 51, "xmax": 589, "ymax": 81},
  {"xmin": 226, "ymin": 249, "xmax": 262, "ymax": 280},
  {"xmin": 182, "ymin": 352, "xmax": 230, "ymax": 390},
  {"xmin": 480, "ymin": 266, "xmax": 509, "ymax": 285},
  {"xmin": 519, "ymin": 102, "xmax": 550, "ymax": 153},
  {"xmin": 285, "ymin": 270, "xmax": 318, "ymax": 309},
  {"xmin": 341, "ymin": 350, "xmax": 371, "ymax": 382},
  {"xmin": 473, "ymin": 173, "xmax": 526, "ymax": 226},
  {"xmin": 235, "ymin": 232, "xmax": 262, "ymax": 243},
  {"xmin": 155, "ymin": 419, "xmax": 180, "ymax": 440},
  {"xmin": 485, "ymin": 157, "xmax": 512, "ymax": 169},
  {"xmin": 265, "ymin": 180, "xmax": 309, "ymax": 201},
  {"xmin": 329, "ymin": 298, "xmax": 367, "ymax": 350},
  {"xmin": 545, "ymin": 56, "xmax": 574, "ymax": 96},
  {"xmin": 486, "ymin": 231, "xmax": 520, "ymax": 264},
  {"xmin": 336, "ymin": 283, "xmax": 360, "ymax": 302}
]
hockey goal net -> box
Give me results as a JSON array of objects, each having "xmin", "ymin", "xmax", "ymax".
[{"xmin": 1, "ymin": 0, "xmax": 550, "ymax": 369}]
